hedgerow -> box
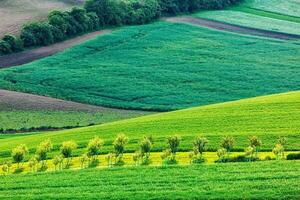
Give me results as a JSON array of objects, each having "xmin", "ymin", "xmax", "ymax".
[{"xmin": 0, "ymin": 0, "xmax": 242, "ymax": 55}]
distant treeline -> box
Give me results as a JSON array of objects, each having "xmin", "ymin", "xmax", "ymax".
[{"xmin": 0, "ymin": 0, "xmax": 241, "ymax": 55}]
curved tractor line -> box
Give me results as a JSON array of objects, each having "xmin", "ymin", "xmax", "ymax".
[{"xmin": 165, "ymin": 17, "xmax": 300, "ymax": 40}]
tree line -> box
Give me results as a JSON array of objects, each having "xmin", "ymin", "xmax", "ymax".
[
  {"xmin": 2, "ymin": 134, "xmax": 299, "ymax": 175},
  {"xmin": 0, "ymin": 0, "xmax": 242, "ymax": 55}
]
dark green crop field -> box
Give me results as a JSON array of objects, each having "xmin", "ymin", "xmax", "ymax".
[
  {"xmin": 0, "ymin": 161, "xmax": 299, "ymax": 199},
  {"xmin": 0, "ymin": 22, "xmax": 299, "ymax": 111}
]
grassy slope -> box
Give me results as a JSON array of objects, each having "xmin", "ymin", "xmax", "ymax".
[
  {"xmin": 0, "ymin": 110, "xmax": 148, "ymax": 132},
  {"xmin": 241, "ymin": 0, "xmax": 300, "ymax": 18},
  {"xmin": 0, "ymin": 22, "xmax": 299, "ymax": 111},
  {"xmin": 194, "ymin": 10, "xmax": 300, "ymax": 35},
  {"xmin": 0, "ymin": 161, "xmax": 299, "ymax": 199},
  {"xmin": 0, "ymin": 91, "xmax": 299, "ymax": 159},
  {"xmin": 0, "ymin": 0, "xmax": 84, "ymax": 37}
]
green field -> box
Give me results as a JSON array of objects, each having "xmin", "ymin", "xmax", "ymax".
[
  {"xmin": 0, "ymin": 110, "xmax": 148, "ymax": 132},
  {"xmin": 0, "ymin": 161, "xmax": 299, "ymax": 199},
  {"xmin": 194, "ymin": 10, "xmax": 300, "ymax": 35},
  {"xmin": 0, "ymin": 22, "xmax": 299, "ymax": 111},
  {"xmin": 0, "ymin": 91, "xmax": 299, "ymax": 160},
  {"xmin": 241, "ymin": 0, "xmax": 300, "ymax": 18}
]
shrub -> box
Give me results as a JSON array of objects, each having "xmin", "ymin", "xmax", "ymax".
[
  {"xmin": 190, "ymin": 136, "xmax": 208, "ymax": 164},
  {"xmin": 1, "ymin": 161, "xmax": 11, "ymax": 175},
  {"xmin": 249, "ymin": 136, "xmax": 262, "ymax": 157},
  {"xmin": 52, "ymin": 155, "xmax": 64, "ymax": 170},
  {"xmin": 113, "ymin": 134, "xmax": 129, "ymax": 166},
  {"xmin": 36, "ymin": 139, "xmax": 53, "ymax": 171},
  {"xmin": 220, "ymin": 136, "xmax": 234, "ymax": 153},
  {"xmin": 105, "ymin": 153, "xmax": 114, "ymax": 167},
  {"xmin": 161, "ymin": 149, "xmax": 177, "ymax": 165},
  {"xmin": 87, "ymin": 136, "xmax": 104, "ymax": 163},
  {"xmin": 60, "ymin": 141, "xmax": 77, "ymax": 168},
  {"xmin": 87, "ymin": 12, "xmax": 100, "ymax": 30},
  {"xmin": 20, "ymin": 22, "xmax": 54, "ymax": 47},
  {"xmin": 273, "ymin": 144, "xmax": 284, "ymax": 160},
  {"xmin": 216, "ymin": 148, "xmax": 227, "ymax": 163},
  {"xmin": 11, "ymin": 144, "xmax": 28, "ymax": 169},
  {"xmin": 28, "ymin": 156, "xmax": 38, "ymax": 172},
  {"xmin": 133, "ymin": 136, "xmax": 153, "ymax": 166},
  {"xmin": 2, "ymin": 35, "xmax": 23, "ymax": 52},
  {"xmin": 286, "ymin": 153, "xmax": 300, "ymax": 160},
  {"xmin": 0, "ymin": 40, "xmax": 12, "ymax": 54},
  {"xmin": 80, "ymin": 153, "xmax": 89, "ymax": 169}
]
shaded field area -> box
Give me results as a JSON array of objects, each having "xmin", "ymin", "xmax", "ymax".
[
  {"xmin": 0, "ymin": 91, "xmax": 299, "ymax": 160},
  {"xmin": 0, "ymin": 0, "xmax": 84, "ymax": 37},
  {"xmin": 0, "ymin": 161, "xmax": 299, "ymax": 199},
  {"xmin": 193, "ymin": 11, "xmax": 300, "ymax": 36},
  {"xmin": 166, "ymin": 17, "xmax": 300, "ymax": 40},
  {"xmin": 0, "ymin": 22, "xmax": 299, "ymax": 111},
  {"xmin": 240, "ymin": 0, "xmax": 300, "ymax": 18},
  {"xmin": 0, "ymin": 89, "xmax": 149, "ymax": 132}
]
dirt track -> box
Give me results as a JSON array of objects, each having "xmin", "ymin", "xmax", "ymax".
[
  {"xmin": 166, "ymin": 17, "xmax": 300, "ymax": 40},
  {"xmin": 0, "ymin": 89, "xmax": 123, "ymax": 112},
  {"xmin": 0, "ymin": 30, "xmax": 112, "ymax": 69}
]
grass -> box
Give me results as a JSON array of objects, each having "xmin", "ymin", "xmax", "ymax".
[
  {"xmin": 0, "ymin": 110, "xmax": 148, "ymax": 133},
  {"xmin": 0, "ymin": 161, "xmax": 299, "ymax": 199},
  {"xmin": 0, "ymin": 22, "xmax": 299, "ymax": 111},
  {"xmin": 1, "ymin": 151, "xmax": 298, "ymax": 174},
  {"xmin": 0, "ymin": 91, "xmax": 299, "ymax": 160},
  {"xmin": 232, "ymin": 6, "xmax": 300, "ymax": 24},
  {"xmin": 194, "ymin": 10, "xmax": 300, "ymax": 35},
  {"xmin": 0, "ymin": 0, "xmax": 83, "ymax": 37},
  {"xmin": 240, "ymin": 0, "xmax": 300, "ymax": 18}
]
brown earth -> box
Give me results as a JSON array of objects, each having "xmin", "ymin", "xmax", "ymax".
[
  {"xmin": 166, "ymin": 17, "xmax": 300, "ymax": 40},
  {"xmin": 0, "ymin": 30, "xmax": 112, "ymax": 68},
  {"xmin": 0, "ymin": 89, "xmax": 130, "ymax": 112}
]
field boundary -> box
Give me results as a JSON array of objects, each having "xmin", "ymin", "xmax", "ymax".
[
  {"xmin": 165, "ymin": 16, "xmax": 300, "ymax": 40},
  {"xmin": 0, "ymin": 30, "xmax": 112, "ymax": 69}
]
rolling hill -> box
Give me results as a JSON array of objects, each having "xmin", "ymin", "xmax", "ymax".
[
  {"xmin": 0, "ymin": 22, "xmax": 299, "ymax": 111},
  {"xmin": 0, "ymin": 91, "xmax": 299, "ymax": 160},
  {"xmin": 0, "ymin": 89, "xmax": 149, "ymax": 133},
  {"xmin": 0, "ymin": 161, "xmax": 299, "ymax": 199}
]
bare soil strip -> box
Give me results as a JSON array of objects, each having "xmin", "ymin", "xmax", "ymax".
[
  {"xmin": 166, "ymin": 17, "xmax": 300, "ymax": 40},
  {"xmin": 0, "ymin": 30, "xmax": 112, "ymax": 69},
  {"xmin": 0, "ymin": 89, "xmax": 126, "ymax": 112}
]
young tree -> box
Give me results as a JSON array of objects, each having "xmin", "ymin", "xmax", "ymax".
[
  {"xmin": 249, "ymin": 136, "xmax": 262, "ymax": 157},
  {"xmin": 273, "ymin": 144, "xmax": 284, "ymax": 160},
  {"xmin": 216, "ymin": 148, "xmax": 227, "ymax": 162},
  {"xmin": 11, "ymin": 144, "xmax": 28, "ymax": 169},
  {"xmin": 53, "ymin": 155, "xmax": 64, "ymax": 170},
  {"xmin": 113, "ymin": 134, "xmax": 128, "ymax": 165},
  {"xmin": 28, "ymin": 156, "xmax": 38, "ymax": 172},
  {"xmin": 60, "ymin": 141, "xmax": 77, "ymax": 168},
  {"xmin": 167, "ymin": 135, "xmax": 181, "ymax": 155},
  {"xmin": 80, "ymin": 153, "xmax": 89, "ymax": 169},
  {"xmin": 105, "ymin": 153, "xmax": 114, "ymax": 168},
  {"xmin": 36, "ymin": 139, "xmax": 53, "ymax": 171},
  {"xmin": 220, "ymin": 136, "xmax": 234, "ymax": 155},
  {"xmin": 139, "ymin": 136, "xmax": 153, "ymax": 165},
  {"xmin": 87, "ymin": 136, "xmax": 104, "ymax": 162},
  {"xmin": 244, "ymin": 146, "xmax": 254, "ymax": 162},
  {"xmin": 190, "ymin": 136, "xmax": 208, "ymax": 163},
  {"xmin": 161, "ymin": 135, "xmax": 181, "ymax": 165},
  {"xmin": 277, "ymin": 136, "xmax": 287, "ymax": 158}
]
